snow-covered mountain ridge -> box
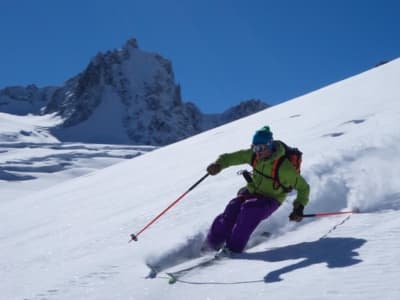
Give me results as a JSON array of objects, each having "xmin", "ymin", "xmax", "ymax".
[{"xmin": 0, "ymin": 38, "xmax": 269, "ymax": 145}]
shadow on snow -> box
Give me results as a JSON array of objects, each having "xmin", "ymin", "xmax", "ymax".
[
  {"xmin": 239, "ymin": 237, "xmax": 366, "ymax": 283},
  {"xmin": 168, "ymin": 237, "xmax": 366, "ymax": 285}
]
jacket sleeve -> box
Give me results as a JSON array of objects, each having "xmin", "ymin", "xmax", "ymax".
[
  {"xmin": 215, "ymin": 149, "xmax": 253, "ymax": 170},
  {"xmin": 278, "ymin": 160, "xmax": 310, "ymax": 207},
  {"xmin": 292, "ymin": 174, "xmax": 310, "ymax": 207}
]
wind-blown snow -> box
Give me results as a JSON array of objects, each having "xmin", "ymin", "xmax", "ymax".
[{"xmin": 1, "ymin": 59, "xmax": 400, "ymax": 300}]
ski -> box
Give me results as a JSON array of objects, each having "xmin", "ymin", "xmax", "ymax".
[
  {"xmin": 165, "ymin": 251, "xmax": 236, "ymax": 284},
  {"xmin": 145, "ymin": 231, "xmax": 271, "ymax": 283},
  {"xmin": 164, "ymin": 254, "xmax": 222, "ymax": 284},
  {"xmin": 146, "ymin": 252, "xmax": 216, "ymax": 281},
  {"xmin": 166, "ymin": 272, "xmax": 179, "ymax": 284},
  {"xmin": 151, "ymin": 246, "xmax": 244, "ymax": 284}
]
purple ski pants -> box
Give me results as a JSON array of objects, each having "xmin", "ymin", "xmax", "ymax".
[{"xmin": 206, "ymin": 192, "xmax": 280, "ymax": 253}]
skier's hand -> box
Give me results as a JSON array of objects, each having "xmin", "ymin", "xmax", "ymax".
[
  {"xmin": 289, "ymin": 203, "xmax": 304, "ymax": 222},
  {"xmin": 207, "ymin": 163, "xmax": 221, "ymax": 175}
]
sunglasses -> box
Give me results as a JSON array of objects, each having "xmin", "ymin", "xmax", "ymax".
[{"xmin": 252, "ymin": 142, "xmax": 273, "ymax": 153}]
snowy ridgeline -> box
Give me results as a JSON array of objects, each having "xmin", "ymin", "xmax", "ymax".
[
  {"xmin": 0, "ymin": 59, "xmax": 400, "ymax": 300},
  {"xmin": 0, "ymin": 38, "xmax": 269, "ymax": 146}
]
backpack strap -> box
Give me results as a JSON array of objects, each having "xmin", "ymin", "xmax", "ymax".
[
  {"xmin": 245, "ymin": 142, "xmax": 296, "ymax": 193},
  {"xmin": 271, "ymin": 156, "xmax": 293, "ymax": 193},
  {"xmin": 251, "ymin": 156, "xmax": 293, "ymax": 193},
  {"xmin": 251, "ymin": 152, "xmax": 257, "ymax": 168}
]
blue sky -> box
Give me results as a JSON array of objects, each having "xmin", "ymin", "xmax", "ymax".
[{"xmin": 1, "ymin": 0, "xmax": 399, "ymax": 113}]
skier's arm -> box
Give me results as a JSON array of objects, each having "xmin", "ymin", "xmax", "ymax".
[
  {"xmin": 215, "ymin": 149, "xmax": 253, "ymax": 170},
  {"xmin": 292, "ymin": 174, "xmax": 310, "ymax": 207},
  {"xmin": 279, "ymin": 161, "xmax": 310, "ymax": 207}
]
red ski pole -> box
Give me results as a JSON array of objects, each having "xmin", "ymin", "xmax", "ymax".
[
  {"xmin": 302, "ymin": 210, "xmax": 357, "ymax": 218},
  {"xmin": 129, "ymin": 173, "xmax": 209, "ymax": 242}
]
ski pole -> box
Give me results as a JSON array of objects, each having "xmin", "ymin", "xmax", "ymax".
[
  {"xmin": 129, "ymin": 173, "xmax": 209, "ymax": 243},
  {"xmin": 302, "ymin": 210, "xmax": 357, "ymax": 218}
]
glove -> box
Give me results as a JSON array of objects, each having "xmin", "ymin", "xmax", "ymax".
[
  {"xmin": 289, "ymin": 203, "xmax": 304, "ymax": 222},
  {"xmin": 207, "ymin": 163, "xmax": 221, "ymax": 175}
]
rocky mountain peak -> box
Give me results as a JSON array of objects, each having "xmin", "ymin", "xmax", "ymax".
[
  {"xmin": 124, "ymin": 38, "xmax": 139, "ymax": 50},
  {"xmin": 222, "ymin": 99, "xmax": 269, "ymax": 118},
  {"xmin": 0, "ymin": 38, "xmax": 270, "ymax": 145}
]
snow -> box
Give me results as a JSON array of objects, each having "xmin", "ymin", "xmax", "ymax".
[
  {"xmin": 52, "ymin": 87, "xmax": 131, "ymax": 144},
  {"xmin": 0, "ymin": 112, "xmax": 61, "ymax": 143},
  {"xmin": 0, "ymin": 113, "xmax": 154, "ymax": 202},
  {"xmin": 1, "ymin": 58, "xmax": 400, "ymax": 299}
]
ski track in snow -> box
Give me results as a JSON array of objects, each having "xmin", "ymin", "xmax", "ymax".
[{"xmin": 24, "ymin": 265, "xmax": 121, "ymax": 300}]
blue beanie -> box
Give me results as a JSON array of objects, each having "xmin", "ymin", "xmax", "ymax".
[{"xmin": 252, "ymin": 126, "xmax": 273, "ymax": 145}]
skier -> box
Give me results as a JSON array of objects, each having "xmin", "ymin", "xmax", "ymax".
[{"xmin": 205, "ymin": 126, "xmax": 310, "ymax": 255}]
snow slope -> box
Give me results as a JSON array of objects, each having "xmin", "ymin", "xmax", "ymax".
[
  {"xmin": 0, "ymin": 112, "xmax": 154, "ymax": 202},
  {"xmin": 1, "ymin": 59, "xmax": 400, "ymax": 300}
]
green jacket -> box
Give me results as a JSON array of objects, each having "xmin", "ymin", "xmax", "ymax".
[{"xmin": 215, "ymin": 141, "xmax": 310, "ymax": 207}]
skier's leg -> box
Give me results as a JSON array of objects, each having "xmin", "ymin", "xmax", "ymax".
[
  {"xmin": 226, "ymin": 196, "xmax": 280, "ymax": 253},
  {"xmin": 206, "ymin": 197, "xmax": 243, "ymax": 250}
]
